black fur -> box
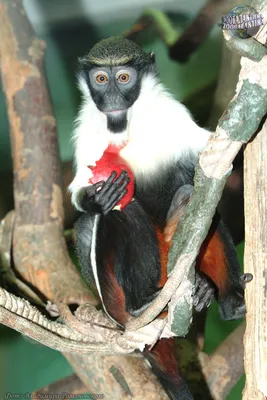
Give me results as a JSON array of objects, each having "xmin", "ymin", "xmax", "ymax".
[
  {"xmin": 75, "ymin": 152, "xmax": 247, "ymax": 318},
  {"xmin": 96, "ymin": 200, "xmax": 161, "ymax": 313},
  {"xmin": 74, "ymin": 213, "xmax": 95, "ymax": 285},
  {"xmin": 145, "ymin": 355, "xmax": 193, "ymax": 400},
  {"xmin": 213, "ymin": 215, "xmax": 248, "ymax": 320},
  {"xmin": 79, "ymin": 37, "xmax": 154, "ymax": 68},
  {"xmin": 74, "ymin": 37, "xmax": 250, "ymax": 400},
  {"xmin": 107, "ymin": 112, "xmax": 128, "ymax": 133},
  {"xmin": 135, "ymin": 153, "xmax": 197, "ymax": 228},
  {"xmin": 78, "ymin": 37, "xmax": 157, "ymax": 131}
]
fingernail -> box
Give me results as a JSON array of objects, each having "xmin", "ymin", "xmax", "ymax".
[{"xmin": 193, "ymin": 299, "xmax": 199, "ymax": 306}]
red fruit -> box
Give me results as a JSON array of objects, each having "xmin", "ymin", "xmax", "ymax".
[{"xmin": 88, "ymin": 145, "xmax": 134, "ymax": 210}]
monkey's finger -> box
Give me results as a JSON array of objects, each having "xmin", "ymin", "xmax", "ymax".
[
  {"xmin": 193, "ymin": 273, "xmax": 202, "ymax": 294},
  {"xmin": 101, "ymin": 171, "xmax": 129, "ymax": 198},
  {"xmin": 95, "ymin": 181, "xmax": 105, "ymax": 190},
  {"xmin": 194, "ymin": 288, "xmax": 214, "ymax": 311},
  {"xmin": 116, "ymin": 176, "xmax": 131, "ymax": 192},
  {"xmin": 96, "ymin": 180, "xmax": 128, "ymax": 208},
  {"xmin": 193, "ymin": 274, "xmax": 214, "ymax": 306},
  {"xmin": 91, "ymin": 181, "xmax": 105, "ymax": 195},
  {"xmin": 112, "ymin": 170, "xmax": 129, "ymax": 186},
  {"xmin": 193, "ymin": 283, "xmax": 208, "ymax": 305},
  {"xmin": 103, "ymin": 188, "xmax": 128, "ymax": 211},
  {"xmin": 98, "ymin": 171, "xmax": 118, "ymax": 195},
  {"xmin": 108, "ymin": 177, "xmax": 130, "ymax": 201},
  {"xmin": 86, "ymin": 184, "xmax": 102, "ymax": 198},
  {"xmin": 102, "ymin": 189, "xmax": 128, "ymax": 214}
]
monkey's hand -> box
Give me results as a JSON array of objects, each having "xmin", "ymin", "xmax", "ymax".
[
  {"xmin": 82, "ymin": 171, "xmax": 130, "ymax": 215},
  {"xmin": 193, "ymin": 272, "xmax": 215, "ymax": 312}
]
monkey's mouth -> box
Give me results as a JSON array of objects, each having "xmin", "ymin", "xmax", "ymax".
[{"xmin": 104, "ymin": 109, "xmax": 127, "ymax": 116}]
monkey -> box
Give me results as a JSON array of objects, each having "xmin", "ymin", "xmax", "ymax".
[{"xmin": 69, "ymin": 36, "xmax": 252, "ymax": 399}]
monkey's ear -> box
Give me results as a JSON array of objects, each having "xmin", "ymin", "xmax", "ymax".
[
  {"xmin": 149, "ymin": 52, "xmax": 156, "ymax": 63},
  {"xmin": 78, "ymin": 56, "xmax": 93, "ymax": 69}
]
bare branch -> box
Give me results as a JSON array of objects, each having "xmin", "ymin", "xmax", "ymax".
[
  {"xmin": 0, "ymin": 0, "xmax": 95, "ymax": 307},
  {"xmin": 0, "ymin": 1, "xmax": 170, "ymax": 397},
  {"xmin": 126, "ymin": 22, "xmax": 267, "ymax": 335},
  {"xmin": 242, "ymin": 5, "xmax": 267, "ymax": 400}
]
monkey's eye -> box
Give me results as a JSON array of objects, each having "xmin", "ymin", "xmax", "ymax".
[
  {"xmin": 96, "ymin": 73, "xmax": 108, "ymax": 84},
  {"xmin": 117, "ymin": 73, "xmax": 130, "ymax": 83}
]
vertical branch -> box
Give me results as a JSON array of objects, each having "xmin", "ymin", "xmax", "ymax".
[
  {"xmin": 0, "ymin": 2, "xmax": 171, "ymax": 398},
  {"xmin": 243, "ymin": 1, "xmax": 267, "ymax": 399},
  {"xmin": 243, "ymin": 117, "xmax": 267, "ymax": 400},
  {"xmin": 0, "ymin": 0, "xmax": 92, "ymax": 305}
]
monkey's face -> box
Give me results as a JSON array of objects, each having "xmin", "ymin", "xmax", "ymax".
[
  {"xmin": 85, "ymin": 65, "xmax": 141, "ymax": 133},
  {"xmin": 88, "ymin": 66, "xmax": 140, "ymax": 113}
]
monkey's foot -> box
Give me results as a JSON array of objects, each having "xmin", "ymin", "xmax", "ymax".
[{"xmin": 193, "ymin": 273, "xmax": 215, "ymax": 312}]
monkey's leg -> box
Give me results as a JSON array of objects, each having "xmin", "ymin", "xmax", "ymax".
[
  {"xmin": 163, "ymin": 185, "xmax": 252, "ymax": 320},
  {"xmin": 197, "ymin": 216, "xmax": 252, "ymax": 320},
  {"xmin": 96, "ymin": 199, "xmax": 162, "ymax": 319}
]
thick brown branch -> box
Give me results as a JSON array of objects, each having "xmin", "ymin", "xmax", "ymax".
[
  {"xmin": 0, "ymin": 0, "xmax": 94, "ymax": 306},
  {"xmin": 63, "ymin": 352, "xmax": 169, "ymax": 400},
  {"xmin": 243, "ymin": 113, "xmax": 267, "ymax": 400},
  {"xmin": 242, "ymin": 2, "xmax": 267, "ymax": 399},
  {"xmin": 0, "ymin": 1, "xmax": 171, "ymax": 398}
]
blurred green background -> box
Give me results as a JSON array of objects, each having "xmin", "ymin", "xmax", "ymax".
[{"xmin": 0, "ymin": 0, "xmax": 245, "ymax": 398}]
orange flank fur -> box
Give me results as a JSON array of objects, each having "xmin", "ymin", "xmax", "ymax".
[
  {"xmin": 151, "ymin": 338, "xmax": 183, "ymax": 383},
  {"xmin": 155, "ymin": 227, "xmax": 170, "ymax": 288},
  {"xmin": 197, "ymin": 230, "xmax": 228, "ymax": 294},
  {"xmin": 99, "ymin": 212, "xmax": 228, "ymax": 327},
  {"xmin": 160, "ymin": 214, "xmax": 229, "ymax": 295},
  {"xmin": 101, "ymin": 255, "xmax": 129, "ymax": 326}
]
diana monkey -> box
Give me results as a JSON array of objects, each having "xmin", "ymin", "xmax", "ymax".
[{"xmin": 69, "ymin": 37, "xmax": 251, "ymax": 399}]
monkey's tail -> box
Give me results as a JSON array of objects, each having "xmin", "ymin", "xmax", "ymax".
[{"xmin": 144, "ymin": 338, "xmax": 193, "ymax": 400}]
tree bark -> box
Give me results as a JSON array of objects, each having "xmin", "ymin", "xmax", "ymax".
[
  {"xmin": 0, "ymin": 1, "xmax": 169, "ymax": 398},
  {"xmin": 242, "ymin": 1, "xmax": 267, "ymax": 398},
  {"xmin": 243, "ymin": 94, "xmax": 267, "ymax": 400},
  {"xmin": 0, "ymin": 0, "xmax": 92, "ymax": 306}
]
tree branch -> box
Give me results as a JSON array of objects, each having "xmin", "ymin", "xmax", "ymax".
[
  {"xmin": 1, "ymin": 0, "xmax": 266, "ymax": 397},
  {"xmin": 0, "ymin": 0, "xmax": 94, "ymax": 307},
  {"xmin": 126, "ymin": 20, "xmax": 267, "ymax": 336},
  {"xmin": 242, "ymin": 3, "xmax": 267, "ymax": 398},
  {"xmin": 0, "ymin": 1, "xmax": 171, "ymax": 398}
]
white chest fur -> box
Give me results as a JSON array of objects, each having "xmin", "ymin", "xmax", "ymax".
[{"xmin": 69, "ymin": 74, "xmax": 211, "ymax": 209}]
